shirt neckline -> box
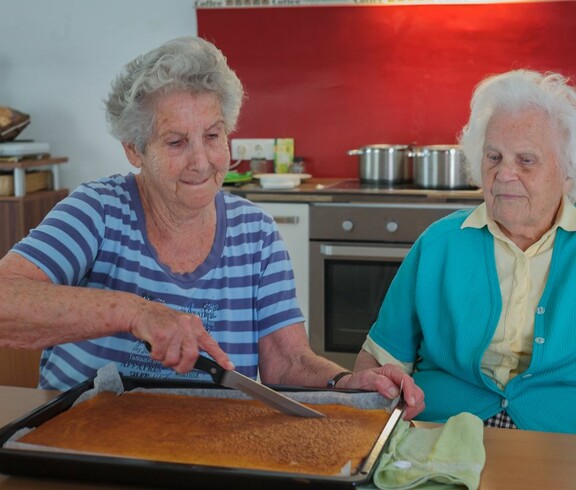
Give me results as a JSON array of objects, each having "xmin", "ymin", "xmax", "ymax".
[{"xmin": 125, "ymin": 173, "xmax": 226, "ymax": 282}]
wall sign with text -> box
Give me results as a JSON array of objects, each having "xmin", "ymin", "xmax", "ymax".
[{"xmin": 195, "ymin": 0, "xmax": 564, "ymax": 8}]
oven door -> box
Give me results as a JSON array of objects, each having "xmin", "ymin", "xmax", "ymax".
[{"xmin": 309, "ymin": 241, "xmax": 410, "ymax": 370}]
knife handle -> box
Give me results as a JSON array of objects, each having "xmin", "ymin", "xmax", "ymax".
[
  {"xmin": 193, "ymin": 355, "xmax": 225, "ymax": 384},
  {"xmin": 143, "ymin": 341, "xmax": 224, "ymax": 383}
]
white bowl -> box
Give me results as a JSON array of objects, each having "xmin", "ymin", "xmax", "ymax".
[{"xmin": 254, "ymin": 173, "xmax": 312, "ymax": 190}]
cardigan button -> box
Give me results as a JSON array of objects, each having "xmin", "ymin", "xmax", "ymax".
[{"xmin": 535, "ymin": 337, "xmax": 545, "ymax": 344}]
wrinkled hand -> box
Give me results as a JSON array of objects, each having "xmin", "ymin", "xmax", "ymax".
[
  {"xmin": 130, "ymin": 301, "xmax": 233, "ymax": 373},
  {"xmin": 338, "ymin": 363, "xmax": 425, "ymax": 420}
]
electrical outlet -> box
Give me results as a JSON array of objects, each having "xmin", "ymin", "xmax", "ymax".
[{"xmin": 231, "ymin": 138, "xmax": 275, "ymax": 160}]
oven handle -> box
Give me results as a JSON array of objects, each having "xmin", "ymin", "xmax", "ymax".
[
  {"xmin": 320, "ymin": 244, "xmax": 409, "ymax": 259},
  {"xmin": 271, "ymin": 216, "xmax": 299, "ymax": 224}
]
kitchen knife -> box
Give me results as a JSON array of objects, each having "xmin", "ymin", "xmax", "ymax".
[
  {"xmin": 143, "ymin": 342, "xmax": 324, "ymax": 418},
  {"xmin": 194, "ymin": 355, "xmax": 325, "ymax": 418}
]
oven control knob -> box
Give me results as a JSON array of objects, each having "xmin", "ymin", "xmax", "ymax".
[
  {"xmin": 386, "ymin": 221, "xmax": 399, "ymax": 233},
  {"xmin": 342, "ymin": 219, "xmax": 354, "ymax": 232}
]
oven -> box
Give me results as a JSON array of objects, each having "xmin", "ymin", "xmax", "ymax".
[{"xmin": 308, "ymin": 201, "xmax": 475, "ymax": 369}]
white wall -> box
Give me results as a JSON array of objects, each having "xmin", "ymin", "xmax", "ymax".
[{"xmin": 0, "ymin": 0, "xmax": 197, "ymax": 191}]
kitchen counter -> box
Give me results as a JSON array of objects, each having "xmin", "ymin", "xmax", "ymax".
[
  {"xmin": 1, "ymin": 385, "xmax": 576, "ymax": 489},
  {"xmin": 225, "ymin": 177, "xmax": 485, "ymax": 204}
]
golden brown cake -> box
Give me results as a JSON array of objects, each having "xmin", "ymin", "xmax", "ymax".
[{"xmin": 18, "ymin": 391, "xmax": 391, "ymax": 476}]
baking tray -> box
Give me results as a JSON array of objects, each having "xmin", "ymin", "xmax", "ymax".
[{"xmin": 0, "ymin": 376, "xmax": 403, "ymax": 489}]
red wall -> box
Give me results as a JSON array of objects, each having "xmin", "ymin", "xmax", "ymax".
[{"xmin": 198, "ymin": 3, "xmax": 576, "ymax": 178}]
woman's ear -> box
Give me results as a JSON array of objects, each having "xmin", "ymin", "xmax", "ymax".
[
  {"xmin": 563, "ymin": 176, "xmax": 573, "ymax": 196},
  {"xmin": 122, "ymin": 142, "xmax": 143, "ymax": 169}
]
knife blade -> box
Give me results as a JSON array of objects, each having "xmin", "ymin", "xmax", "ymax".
[
  {"xmin": 194, "ymin": 355, "xmax": 325, "ymax": 418},
  {"xmin": 143, "ymin": 342, "xmax": 324, "ymax": 418}
]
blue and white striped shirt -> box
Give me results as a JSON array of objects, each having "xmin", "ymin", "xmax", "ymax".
[{"xmin": 12, "ymin": 174, "xmax": 304, "ymax": 390}]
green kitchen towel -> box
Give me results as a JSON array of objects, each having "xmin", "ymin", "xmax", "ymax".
[{"xmin": 363, "ymin": 412, "xmax": 485, "ymax": 490}]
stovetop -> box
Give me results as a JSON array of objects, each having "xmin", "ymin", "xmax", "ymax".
[
  {"xmin": 326, "ymin": 179, "xmax": 479, "ymax": 193},
  {"xmin": 325, "ymin": 179, "xmax": 481, "ymax": 195},
  {"xmin": 229, "ymin": 178, "xmax": 484, "ymax": 205},
  {"xmin": 325, "ymin": 180, "xmax": 405, "ymax": 191}
]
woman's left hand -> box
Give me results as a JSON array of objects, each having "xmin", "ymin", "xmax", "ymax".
[{"xmin": 337, "ymin": 364, "xmax": 425, "ymax": 420}]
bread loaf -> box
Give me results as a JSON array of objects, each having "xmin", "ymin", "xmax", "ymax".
[{"xmin": 0, "ymin": 107, "xmax": 30, "ymax": 141}]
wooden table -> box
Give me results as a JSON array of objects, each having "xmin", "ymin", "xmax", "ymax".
[{"xmin": 1, "ymin": 385, "xmax": 575, "ymax": 489}]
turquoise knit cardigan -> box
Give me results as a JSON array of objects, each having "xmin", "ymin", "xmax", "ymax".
[{"xmin": 368, "ymin": 209, "xmax": 576, "ymax": 434}]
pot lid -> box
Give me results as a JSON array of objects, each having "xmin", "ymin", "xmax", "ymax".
[
  {"xmin": 411, "ymin": 145, "xmax": 461, "ymax": 151},
  {"xmin": 360, "ymin": 144, "xmax": 410, "ymax": 150},
  {"xmin": 348, "ymin": 144, "xmax": 410, "ymax": 155}
]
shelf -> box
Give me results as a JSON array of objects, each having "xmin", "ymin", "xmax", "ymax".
[
  {"xmin": 0, "ymin": 157, "xmax": 68, "ymax": 197},
  {"xmin": 0, "ymin": 156, "xmax": 68, "ymax": 170},
  {"xmin": 0, "ymin": 157, "xmax": 70, "ymax": 256}
]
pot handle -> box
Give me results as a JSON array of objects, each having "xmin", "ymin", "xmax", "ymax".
[
  {"xmin": 347, "ymin": 149, "xmax": 362, "ymax": 156},
  {"xmin": 407, "ymin": 150, "xmax": 425, "ymax": 157}
]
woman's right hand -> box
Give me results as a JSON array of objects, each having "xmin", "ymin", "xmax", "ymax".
[{"xmin": 130, "ymin": 300, "xmax": 234, "ymax": 373}]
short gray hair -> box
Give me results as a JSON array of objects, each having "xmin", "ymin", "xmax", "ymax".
[
  {"xmin": 458, "ymin": 69, "xmax": 576, "ymax": 202},
  {"xmin": 105, "ymin": 37, "xmax": 244, "ymax": 152}
]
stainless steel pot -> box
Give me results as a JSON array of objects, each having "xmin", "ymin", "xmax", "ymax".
[
  {"xmin": 412, "ymin": 145, "xmax": 474, "ymax": 190},
  {"xmin": 348, "ymin": 144, "xmax": 413, "ymax": 185}
]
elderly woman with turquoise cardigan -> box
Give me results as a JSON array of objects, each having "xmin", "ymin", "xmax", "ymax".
[{"xmin": 355, "ymin": 69, "xmax": 576, "ymax": 434}]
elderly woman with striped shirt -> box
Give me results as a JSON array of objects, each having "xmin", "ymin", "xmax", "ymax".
[
  {"xmin": 356, "ymin": 69, "xmax": 576, "ymax": 433},
  {"xmin": 0, "ymin": 37, "xmax": 424, "ymax": 419}
]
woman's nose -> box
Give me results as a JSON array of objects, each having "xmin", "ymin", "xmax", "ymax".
[
  {"xmin": 495, "ymin": 157, "xmax": 519, "ymax": 181},
  {"xmin": 187, "ymin": 143, "xmax": 210, "ymax": 169}
]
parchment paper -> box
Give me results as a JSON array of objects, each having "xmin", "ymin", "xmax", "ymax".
[
  {"xmin": 76, "ymin": 363, "xmax": 395, "ymax": 410},
  {"xmin": 4, "ymin": 362, "xmax": 397, "ymax": 476}
]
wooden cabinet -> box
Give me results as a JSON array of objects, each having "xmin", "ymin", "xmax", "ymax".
[
  {"xmin": 0, "ymin": 158, "xmax": 68, "ymax": 387},
  {"xmin": 254, "ymin": 202, "xmax": 310, "ymax": 331},
  {"xmin": 0, "ymin": 157, "xmax": 68, "ymax": 257},
  {"xmin": 0, "ymin": 188, "xmax": 69, "ymax": 257}
]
